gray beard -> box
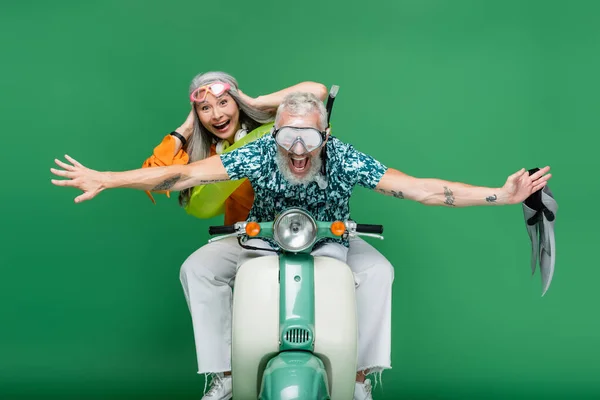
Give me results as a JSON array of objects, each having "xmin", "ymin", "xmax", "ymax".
[{"xmin": 275, "ymin": 151, "xmax": 323, "ymax": 186}]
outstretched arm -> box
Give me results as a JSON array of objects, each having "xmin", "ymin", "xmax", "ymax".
[
  {"xmin": 51, "ymin": 154, "xmax": 230, "ymax": 203},
  {"xmin": 375, "ymin": 166, "xmax": 551, "ymax": 207}
]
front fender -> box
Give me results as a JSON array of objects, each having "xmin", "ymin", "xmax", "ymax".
[{"xmin": 259, "ymin": 352, "xmax": 330, "ymax": 400}]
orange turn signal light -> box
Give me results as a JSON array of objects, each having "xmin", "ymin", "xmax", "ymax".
[
  {"xmin": 330, "ymin": 221, "xmax": 346, "ymax": 236},
  {"xmin": 245, "ymin": 222, "xmax": 261, "ymax": 237}
]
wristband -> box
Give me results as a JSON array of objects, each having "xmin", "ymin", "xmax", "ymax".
[{"xmin": 170, "ymin": 131, "xmax": 187, "ymax": 146}]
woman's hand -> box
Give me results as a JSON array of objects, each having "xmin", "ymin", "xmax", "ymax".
[
  {"xmin": 502, "ymin": 166, "xmax": 552, "ymax": 205},
  {"xmin": 237, "ymin": 82, "xmax": 327, "ymax": 115},
  {"xmin": 51, "ymin": 155, "xmax": 107, "ymax": 203},
  {"xmin": 175, "ymin": 110, "xmax": 195, "ymax": 139},
  {"xmin": 237, "ymin": 89, "xmax": 277, "ymax": 114}
]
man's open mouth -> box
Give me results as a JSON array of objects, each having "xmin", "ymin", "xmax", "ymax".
[
  {"xmin": 289, "ymin": 156, "xmax": 310, "ymax": 173},
  {"xmin": 212, "ymin": 120, "xmax": 231, "ymax": 133}
]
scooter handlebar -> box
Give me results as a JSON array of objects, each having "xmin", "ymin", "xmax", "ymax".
[
  {"xmin": 208, "ymin": 225, "xmax": 237, "ymax": 235},
  {"xmin": 208, "ymin": 220, "xmax": 383, "ymax": 237},
  {"xmin": 356, "ymin": 224, "xmax": 384, "ymax": 234}
]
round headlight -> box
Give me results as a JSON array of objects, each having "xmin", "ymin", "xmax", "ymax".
[{"xmin": 273, "ymin": 209, "xmax": 317, "ymax": 252}]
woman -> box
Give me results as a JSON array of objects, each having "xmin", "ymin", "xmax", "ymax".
[
  {"xmin": 142, "ymin": 72, "xmax": 393, "ymax": 400},
  {"xmin": 142, "ymin": 71, "xmax": 320, "ymax": 224}
]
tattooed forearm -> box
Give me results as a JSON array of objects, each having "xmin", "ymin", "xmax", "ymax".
[
  {"xmin": 486, "ymin": 194, "xmax": 498, "ymax": 203},
  {"xmin": 376, "ymin": 188, "xmax": 405, "ymax": 199},
  {"xmin": 443, "ymin": 186, "xmax": 455, "ymax": 206},
  {"xmin": 196, "ymin": 179, "xmax": 230, "ymax": 184},
  {"xmin": 151, "ymin": 176, "xmax": 229, "ymax": 191},
  {"xmin": 152, "ymin": 175, "xmax": 182, "ymax": 191}
]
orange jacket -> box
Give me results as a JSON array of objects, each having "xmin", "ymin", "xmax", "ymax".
[{"xmin": 141, "ymin": 134, "xmax": 254, "ymax": 224}]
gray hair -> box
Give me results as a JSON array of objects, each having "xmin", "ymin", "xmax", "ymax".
[
  {"xmin": 180, "ymin": 71, "xmax": 275, "ymax": 206},
  {"xmin": 275, "ymin": 92, "xmax": 328, "ymax": 130}
]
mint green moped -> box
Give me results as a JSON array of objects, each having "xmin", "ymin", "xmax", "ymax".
[{"xmin": 208, "ymin": 207, "xmax": 384, "ymax": 400}]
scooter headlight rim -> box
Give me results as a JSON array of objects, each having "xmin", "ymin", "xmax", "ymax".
[{"xmin": 273, "ymin": 209, "xmax": 318, "ymax": 252}]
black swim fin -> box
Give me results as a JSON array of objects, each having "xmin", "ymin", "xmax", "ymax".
[{"xmin": 522, "ymin": 168, "xmax": 558, "ymax": 296}]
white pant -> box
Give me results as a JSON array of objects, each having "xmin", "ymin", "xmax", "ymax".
[{"xmin": 179, "ymin": 236, "xmax": 394, "ymax": 375}]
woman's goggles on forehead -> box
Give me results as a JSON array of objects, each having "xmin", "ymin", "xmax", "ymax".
[
  {"xmin": 273, "ymin": 126, "xmax": 328, "ymax": 154},
  {"xmin": 189, "ymin": 82, "xmax": 231, "ymax": 103}
]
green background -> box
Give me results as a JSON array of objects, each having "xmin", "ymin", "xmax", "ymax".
[{"xmin": 1, "ymin": 0, "xmax": 598, "ymax": 398}]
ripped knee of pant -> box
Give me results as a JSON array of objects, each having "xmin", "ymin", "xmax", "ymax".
[{"xmin": 358, "ymin": 366, "xmax": 388, "ymax": 389}]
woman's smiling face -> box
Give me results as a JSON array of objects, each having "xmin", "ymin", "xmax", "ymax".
[{"xmin": 195, "ymin": 92, "xmax": 240, "ymax": 144}]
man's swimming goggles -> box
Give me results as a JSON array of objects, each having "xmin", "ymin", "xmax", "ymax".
[
  {"xmin": 189, "ymin": 82, "xmax": 231, "ymax": 103},
  {"xmin": 273, "ymin": 126, "xmax": 328, "ymax": 155}
]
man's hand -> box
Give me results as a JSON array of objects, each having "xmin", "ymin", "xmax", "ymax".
[
  {"xmin": 502, "ymin": 166, "xmax": 552, "ymax": 205},
  {"xmin": 51, "ymin": 155, "xmax": 107, "ymax": 203}
]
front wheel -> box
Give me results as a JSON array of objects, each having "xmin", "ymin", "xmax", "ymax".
[{"xmin": 259, "ymin": 352, "xmax": 330, "ymax": 400}]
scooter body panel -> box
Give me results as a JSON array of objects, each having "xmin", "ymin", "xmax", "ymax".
[
  {"xmin": 232, "ymin": 255, "xmax": 357, "ymax": 400},
  {"xmin": 232, "ymin": 256, "xmax": 280, "ymax": 398}
]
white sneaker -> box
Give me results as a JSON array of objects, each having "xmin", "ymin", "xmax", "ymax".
[
  {"xmin": 354, "ymin": 378, "xmax": 373, "ymax": 400},
  {"xmin": 202, "ymin": 373, "xmax": 232, "ymax": 400}
]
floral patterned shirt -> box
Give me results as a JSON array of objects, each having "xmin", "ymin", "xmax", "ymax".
[{"xmin": 220, "ymin": 134, "xmax": 388, "ymax": 247}]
